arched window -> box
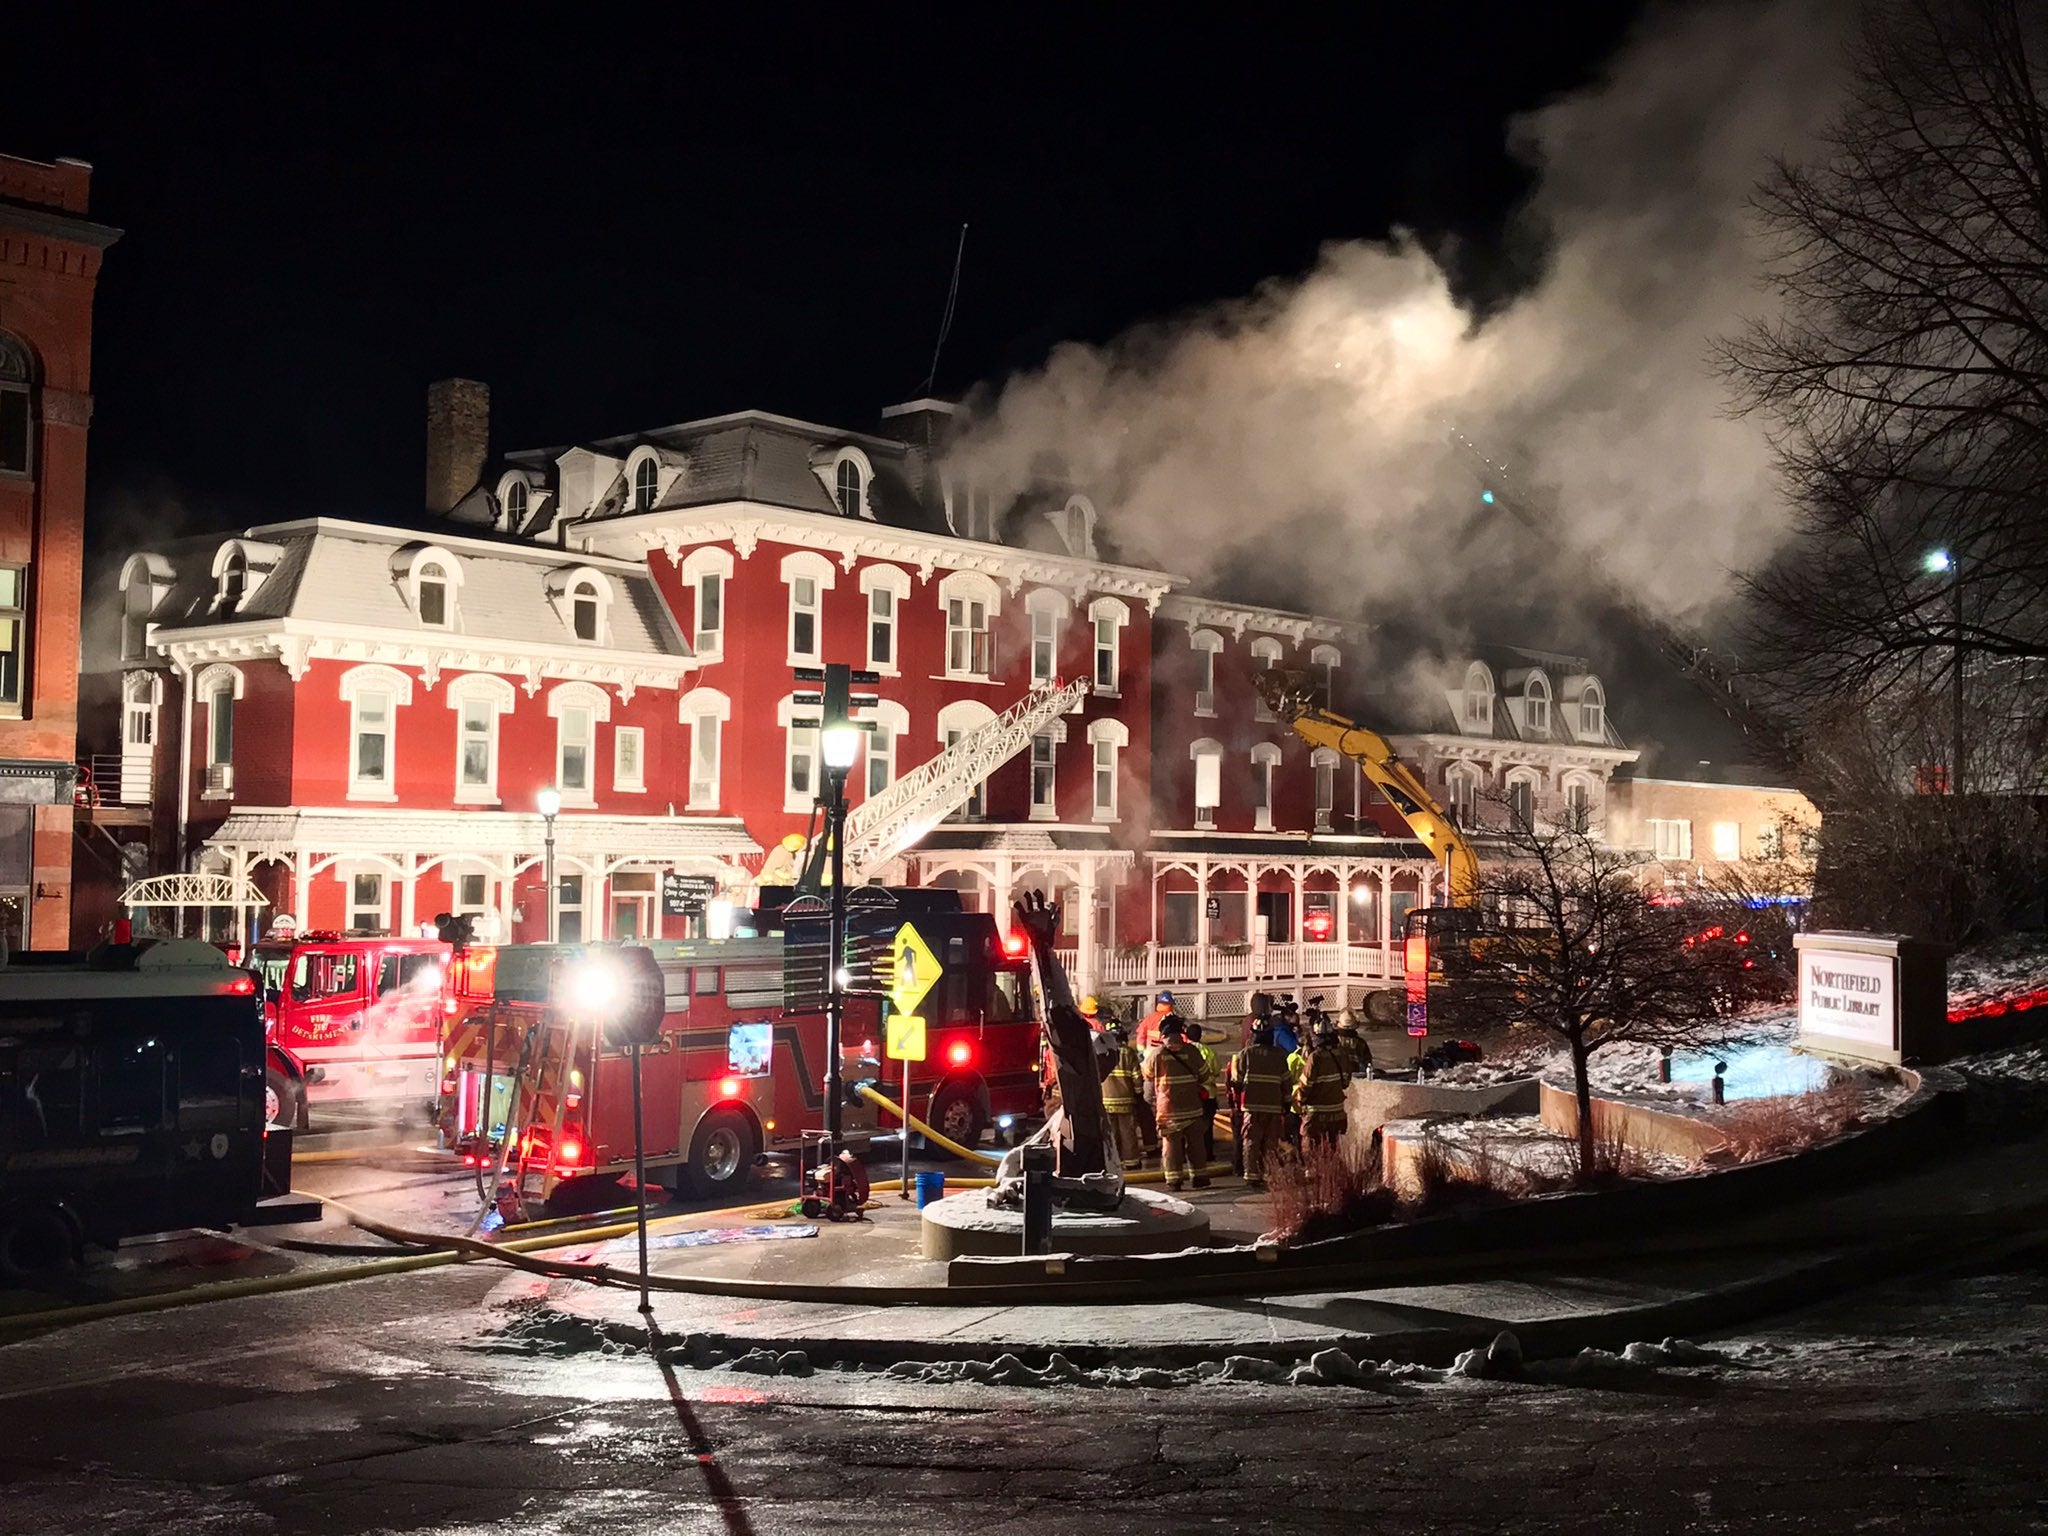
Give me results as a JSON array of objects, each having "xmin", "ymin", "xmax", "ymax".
[
  {"xmin": 1563, "ymin": 775, "xmax": 1597, "ymax": 828},
  {"xmin": 1578, "ymin": 679, "xmax": 1605, "ymax": 742},
  {"xmin": 680, "ymin": 545, "xmax": 736, "ymax": 657},
  {"xmin": 338, "ymin": 664, "xmax": 413, "ymax": 800},
  {"xmin": 939, "ymin": 571, "xmax": 1001, "ymax": 679},
  {"xmin": 1250, "ymin": 636, "xmax": 1284, "ymax": 719},
  {"xmin": 1025, "ymin": 587, "xmax": 1070, "ymax": 685},
  {"xmin": 780, "ymin": 550, "xmax": 836, "ymax": 665},
  {"xmin": 1089, "ymin": 597, "xmax": 1128, "ymax": 695},
  {"xmin": 859, "ymin": 564, "xmax": 912, "ymax": 674},
  {"xmin": 571, "ymin": 582, "xmax": 601, "ymax": 641},
  {"xmin": 1522, "ymin": 672, "xmax": 1552, "ymax": 736},
  {"xmin": 1028, "ymin": 719, "xmax": 1067, "ymax": 820},
  {"xmin": 0, "ymin": 332, "xmax": 32, "ymax": 477},
  {"xmin": 1310, "ymin": 643, "xmax": 1341, "ymax": 705},
  {"xmin": 1250, "ymin": 741, "xmax": 1283, "ymax": 831},
  {"xmin": 1462, "ymin": 663, "xmax": 1494, "ymax": 732},
  {"xmin": 1189, "ymin": 738, "xmax": 1223, "ymax": 829},
  {"xmin": 1505, "ymin": 768, "xmax": 1540, "ymax": 831},
  {"xmin": 446, "ymin": 673, "xmax": 515, "ymax": 803},
  {"xmin": 634, "ymin": 456, "xmax": 659, "ymax": 512},
  {"xmin": 1191, "ymin": 629, "xmax": 1223, "ymax": 715},
  {"xmin": 504, "ymin": 479, "xmax": 529, "ymax": 528},
  {"xmin": 546, "ymin": 565, "xmax": 615, "ymax": 643},
  {"xmin": 678, "ymin": 686, "xmax": 733, "ymax": 809},
  {"xmin": 220, "ymin": 551, "xmax": 249, "ymax": 610},
  {"xmin": 1444, "ymin": 761, "xmax": 1481, "ymax": 826},
  {"xmin": 835, "ymin": 458, "xmax": 863, "ymax": 519},
  {"xmin": 546, "ymin": 681, "xmax": 611, "ymax": 803},
  {"xmin": 417, "ymin": 561, "xmax": 451, "ymax": 627},
  {"xmin": 196, "ymin": 663, "xmax": 244, "ymax": 797},
  {"xmin": 1088, "ymin": 717, "xmax": 1129, "ymax": 822},
  {"xmin": 120, "ymin": 553, "xmax": 172, "ymax": 662}
]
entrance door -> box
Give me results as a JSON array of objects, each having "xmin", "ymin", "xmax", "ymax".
[{"xmin": 611, "ymin": 871, "xmax": 655, "ymax": 941}]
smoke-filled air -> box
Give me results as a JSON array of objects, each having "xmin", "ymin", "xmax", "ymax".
[{"xmin": 951, "ymin": 0, "xmax": 1852, "ymax": 628}]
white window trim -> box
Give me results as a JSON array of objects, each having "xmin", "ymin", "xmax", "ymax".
[
  {"xmin": 1522, "ymin": 674, "xmax": 1553, "ymax": 736},
  {"xmin": 1650, "ymin": 817, "xmax": 1694, "ymax": 862},
  {"xmin": 1251, "ymin": 742, "xmax": 1282, "ymax": 832},
  {"xmin": 1444, "ymin": 761, "xmax": 1482, "ymax": 825},
  {"xmin": 338, "ymin": 664, "xmax": 413, "ymax": 803},
  {"xmin": 1191, "ymin": 629, "xmax": 1223, "ymax": 717},
  {"xmin": 821, "ymin": 446, "xmax": 876, "ymax": 521},
  {"xmin": 1088, "ymin": 717, "xmax": 1129, "ymax": 823},
  {"xmin": 613, "ymin": 726, "xmax": 647, "ymax": 793},
  {"xmin": 780, "ymin": 550, "xmax": 837, "ymax": 667},
  {"xmin": 1310, "ymin": 745, "xmax": 1340, "ymax": 831},
  {"xmin": 1249, "ymin": 636, "xmax": 1284, "ymax": 719},
  {"xmin": 1056, "ymin": 496, "xmax": 1097, "ymax": 560},
  {"xmin": 679, "ymin": 546, "xmax": 735, "ymax": 660},
  {"xmin": 938, "ymin": 570, "xmax": 1003, "ymax": 681},
  {"xmin": 862, "ymin": 698, "xmax": 911, "ymax": 802},
  {"xmin": 859, "ymin": 563, "xmax": 912, "ymax": 677},
  {"xmin": 778, "ymin": 692, "xmax": 823, "ymax": 813},
  {"xmin": 1462, "ymin": 663, "xmax": 1495, "ymax": 733},
  {"xmin": 346, "ymin": 866, "xmax": 388, "ymax": 933},
  {"xmin": 1577, "ymin": 680, "xmax": 1607, "ymax": 743},
  {"xmin": 546, "ymin": 565, "xmax": 615, "ymax": 645},
  {"xmin": 1088, "ymin": 597, "xmax": 1128, "ymax": 698},
  {"xmin": 679, "ymin": 686, "xmax": 732, "ymax": 811},
  {"xmin": 209, "ymin": 539, "xmax": 281, "ymax": 613},
  {"xmin": 445, "ymin": 672, "xmax": 515, "ymax": 806},
  {"xmin": 119, "ymin": 552, "xmax": 173, "ymax": 663},
  {"xmin": 936, "ymin": 699, "xmax": 998, "ymax": 819},
  {"xmin": 394, "ymin": 544, "xmax": 464, "ymax": 631},
  {"xmin": 626, "ymin": 446, "xmax": 665, "ymax": 514},
  {"xmin": 1190, "ymin": 736, "xmax": 1223, "ymax": 830},
  {"xmin": 546, "ymin": 680, "xmax": 611, "ymax": 806},
  {"xmin": 1504, "ymin": 767, "xmax": 1541, "ymax": 830},
  {"xmin": 1025, "ymin": 587, "xmax": 1070, "ymax": 686},
  {"xmin": 195, "ymin": 661, "xmax": 244, "ymax": 798},
  {"xmin": 1028, "ymin": 719, "xmax": 1068, "ymax": 821}
]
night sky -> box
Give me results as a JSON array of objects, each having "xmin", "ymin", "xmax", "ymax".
[{"xmin": 6, "ymin": 6, "xmax": 1645, "ymax": 544}]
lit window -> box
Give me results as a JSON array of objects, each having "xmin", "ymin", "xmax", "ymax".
[
  {"xmin": 1711, "ymin": 821, "xmax": 1740, "ymax": 861},
  {"xmin": 948, "ymin": 598, "xmax": 991, "ymax": 677},
  {"xmin": 1030, "ymin": 732, "xmax": 1058, "ymax": 819},
  {"xmin": 1191, "ymin": 739, "xmax": 1222, "ymax": 830},
  {"xmin": 0, "ymin": 565, "xmax": 25, "ymax": 713},
  {"xmin": 634, "ymin": 456, "xmax": 659, "ymax": 513},
  {"xmin": 1650, "ymin": 818, "xmax": 1694, "ymax": 861},
  {"xmin": 354, "ymin": 688, "xmax": 393, "ymax": 791},
  {"xmin": 1445, "ymin": 765, "xmax": 1478, "ymax": 825},
  {"xmin": 558, "ymin": 705, "xmax": 593, "ymax": 794},
  {"xmin": 571, "ymin": 583, "xmax": 601, "ymax": 642},
  {"xmin": 614, "ymin": 726, "xmax": 645, "ymax": 792},
  {"xmin": 835, "ymin": 458, "xmax": 863, "ymax": 518},
  {"xmin": 417, "ymin": 561, "xmax": 450, "ymax": 627},
  {"xmin": 123, "ymin": 672, "xmax": 157, "ymax": 751},
  {"xmin": 0, "ymin": 333, "xmax": 31, "ymax": 477},
  {"xmin": 349, "ymin": 872, "xmax": 385, "ymax": 933}
]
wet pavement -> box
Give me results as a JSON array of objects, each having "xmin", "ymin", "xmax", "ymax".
[{"xmin": 0, "ymin": 1241, "xmax": 2043, "ymax": 1533}]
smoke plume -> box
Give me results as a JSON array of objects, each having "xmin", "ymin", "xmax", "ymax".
[{"xmin": 951, "ymin": 1, "xmax": 1851, "ymax": 630}]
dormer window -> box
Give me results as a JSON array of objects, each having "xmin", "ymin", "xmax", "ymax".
[
  {"xmin": 546, "ymin": 565, "xmax": 614, "ymax": 644},
  {"xmin": 1462, "ymin": 663, "xmax": 1494, "ymax": 732},
  {"xmin": 836, "ymin": 459, "xmax": 863, "ymax": 519},
  {"xmin": 1523, "ymin": 673, "xmax": 1552, "ymax": 735},
  {"xmin": 1579, "ymin": 680, "xmax": 1605, "ymax": 741},
  {"xmin": 816, "ymin": 446, "xmax": 875, "ymax": 520},
  {"xmin": 417, "ymin": 562, "xmax": 450, "ymax": 627},
  {"xmin": 634, "ymin": 456, "xmax": 658, "ymax": 513},
  {"xmin": 220, "ymin": 552, "xmax": 248, "ymax": 610},
  {"xmin": 572, "ymin": 583, "xmax": 600, "ymax": 641},
  {"xmin": 504, "ymin": 480, "xmax": 528, "ymax": 528},
  {"xmin": 395, "ymin": 545, "xmax": 463, "ymax": 630}
]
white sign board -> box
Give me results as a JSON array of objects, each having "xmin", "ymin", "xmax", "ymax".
[{"xmin": 1798, "ymin": 946, "xmax": 1896, "ymax": 1052}]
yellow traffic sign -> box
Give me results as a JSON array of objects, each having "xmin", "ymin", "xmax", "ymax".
[
  {"xmin": 889, "ymin": 922, "xmax": 940, "ymax": 1016},
  {"xmin": 885, "ymin": 1014, "xmax": 927, "ymax": 1062}
]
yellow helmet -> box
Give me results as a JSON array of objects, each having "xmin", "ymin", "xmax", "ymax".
[{"xmin": 1080, "ymin": 996, "xmax": 1100, "ymax": 1015}]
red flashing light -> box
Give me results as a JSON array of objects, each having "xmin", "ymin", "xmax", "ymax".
[
  {"xmin": 947, "ymin": 1040, "xmax": 973, "ymax": 1067},
  {"xmin": 444, "ymin": 997, "xmax": 459, "ymax": 1016},
  {"xmin": 556, "ymin": 1136, "xmax": 584, "ymax": 1167},
  {"xmin": 1304, "ymin": 912, "xmax": 1335, "ymax": 942},
  {"xmin": 1742, "ymin": 959, "xmax": 1755, "ymax": 970},
  {"xmin": 718, "ymin": 1076, "xmax": 743, "ymax": 1100},
  {"xmin": 113, "ymin": 917, "xmax": 133, "ymax": 945},
  {"xmin": 1002, "ymin": 931, "xmax": 1027, "ymax": 958},
  {"xmin": 1735, "ymin": 931, "xmax": 1751, "ymax": 945},
  {"xmin": 228, "ymin": 974, "xmax": 256, "ymax": 996}
]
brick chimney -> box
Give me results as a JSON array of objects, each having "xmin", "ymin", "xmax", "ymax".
[{"xmin": 424, "ymin": 378, "xmax": 490, "ymax": 515}]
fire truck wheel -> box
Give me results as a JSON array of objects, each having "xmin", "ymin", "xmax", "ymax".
[
  {"xmin": 265, "ymin": 1068, "xmax": 303, "ymax": 1132},
  {"xmin": 683, "ymin": 1110, "xmax": 758, "ymax": 1198},
  {"xmin": 927, "ymin": 1083, "xmax": 986, "ymax": 1151},
  {"xmin": 0, "ymin": 1204, "xmax": 79, "ymax": 1287}
]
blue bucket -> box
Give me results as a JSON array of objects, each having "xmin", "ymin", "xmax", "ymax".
[{"xmin": 915, "ymin": 1171, "xmax": 947, "ymax": 1208}]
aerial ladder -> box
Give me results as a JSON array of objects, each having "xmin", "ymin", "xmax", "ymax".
[{"xmin": 799, "ymin": 675, "xmax": 1092, "ymax": 886}]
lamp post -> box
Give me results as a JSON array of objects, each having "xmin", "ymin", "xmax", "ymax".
[
  {"xmin": 820, "ymin": 720, "xmax": 862, "ymax": 1148},
  {"xmin": 537, "ymin": 786, "xmax": 561, "ymax": 941},
  {"xmin": 1924, "ymin": 549, "xmax": 1963, "ymax": 794}
]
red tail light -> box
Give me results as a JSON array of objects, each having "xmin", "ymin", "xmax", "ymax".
[
  {"xmin": 228, "ymin": 974, "xmax": 256, "ymax": 996},
  {"xmin": 556, "ymin": 1136, "xmax": 584, "ymax": 1167},
  {"xmin": 1735, "ymin": 931, "xmax": 1751, "ymax": 944},
  {"xmin": 947, "ymin": 1040, "xmax": 973, "ymax": 1067},
  {"xmin": 718, "ymin": 1076, "xmax": 743, "ymax": 1099},
  {"xmin": 1002, "ymin": 930, "xmax": 1027, "ymax": 957}
]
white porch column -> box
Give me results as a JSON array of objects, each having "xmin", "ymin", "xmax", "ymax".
[
  {"xmin": 1075, "ymin": 862, "xmax": 1098, "ymax": 1001},
  {"xmin": 1195, "ymin": 857, "xmax": 1210, "ymax": 982},
  {"xmin": 293, "ymin": 851, "xmax": 311, "ymax": 931},
  {"xmin": 1335, "ymin": 860, "xmax": 1351, "ymax": 964},
  {"xmin": 1291, "ymin": 868, "xmax": 1304, "ymax": 945},
  {"xmin": 399, "ymin": 852, "xmax": 418, "ymax": 936},
  {"xmin": 1378, "ymin": 863, "xmax": 1393, "ymax": 956}
]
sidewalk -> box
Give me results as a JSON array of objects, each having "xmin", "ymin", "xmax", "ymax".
[{"xmin": 534, "ymin": 1118, "xmax": 2048, "ymax": 1367}]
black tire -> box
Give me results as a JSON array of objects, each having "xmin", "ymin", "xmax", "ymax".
[
  {"xmin": 265, "ymin": 1067, "xmax": 303, "ymax": 1132},
  {"xmin": 0, "ymin": 1205, "xmax": 78, "ymax": 1289},
  {"xmin": 926, "ymin": 1083, "xmax": 986, "ymax": 1153},
  {"xmin": 682, "ymin": 1109, "xmax": 758, "ymax": 1199}
]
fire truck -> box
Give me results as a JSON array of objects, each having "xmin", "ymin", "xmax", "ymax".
[
  {"xmin": 437, "ymin": 900, "xmax": 1040, "ymax": 1208},
  {"xmin": 247, "ymin": 932, "xmax": 451, "ymax": 1129}
]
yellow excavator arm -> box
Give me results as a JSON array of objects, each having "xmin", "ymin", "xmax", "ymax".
[{"xmin": 1255, "ymin": 670, "xmax": 1480, "ymax": 905}]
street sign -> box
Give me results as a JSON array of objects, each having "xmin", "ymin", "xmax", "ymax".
[
  {"xmin": 661, "ymin": 872, "xmax": 717, "ymax": 918},
  {"xmin": 1204, "ymin": 896, "xmax": 1221, "ymax": 921},
  {"xmin": 885, "ymin": 1013, "xmax": 927, "ymax": 1062},
  {"xmin": 889, "ymin": 922, "xmax": 940, "ymax": 1016},
  {"xmin": 1407, "ymin": 1001, "xmax": 1429, "ymax": 1038}
]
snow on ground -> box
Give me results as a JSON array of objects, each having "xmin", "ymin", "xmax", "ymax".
[
  {"xmin": 1947, "ymin": 935, "xmax": 2048, "ymax": 1016},
  {"xmin": 1419, "ymin": 1112, "xmax": 1696, "ymax": 1179}
]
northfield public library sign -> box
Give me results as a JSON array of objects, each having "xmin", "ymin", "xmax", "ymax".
[{"xmin": 1794, "ymin": 931, "xmax": 1948, "ymax": 1065}]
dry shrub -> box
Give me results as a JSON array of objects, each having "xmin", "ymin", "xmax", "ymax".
[
  {"xmin": 1574, "ymin": 1107, "xmax": 1661, "ymax": 1186},
  {"xmin": 1413, "ymin": 1127, "xmax": 1575, "ymax": 1213},
  {"xmin": 1714, "ymin": 1083, "xmax": 1865, "ymax": 1162},
  {"xmin": 1264, "ymin": 1135, "xmax": 1399, "ymax": 1243}
]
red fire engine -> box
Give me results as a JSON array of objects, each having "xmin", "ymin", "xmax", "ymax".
[
  {"xmin": 248, "ymin": 932, "xmax": 452, "ymax": 1128},
  {"xmin": 437, "ymin": 903, "xmax": 1040, "ymax": 1207}
]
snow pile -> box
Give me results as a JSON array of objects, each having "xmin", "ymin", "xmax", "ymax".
[
  {"xmin": 1422, "ymin": 1114, "xmax": 1697, "ymax": 1180},
  {"xmin": 1947, "ymin": 937, "xmax": 2048, "ymax": 1018}
]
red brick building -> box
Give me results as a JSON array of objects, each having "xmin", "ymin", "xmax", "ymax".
[
  {"xmin": 0, "ymin": 152, "xmax": 117, "ymax": 950},
  {"xmin": 89, "ymin": 388, "xmax": 1661, "ymax": 1016}
]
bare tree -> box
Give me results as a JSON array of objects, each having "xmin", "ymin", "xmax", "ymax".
[
  {"xmin": 1436, "ymin": 807, "xmax": 1751, "ymax": 1176},
  {"xmin": 1725, "ymin": 0, "xmax": 2048, "ymax": 725}
]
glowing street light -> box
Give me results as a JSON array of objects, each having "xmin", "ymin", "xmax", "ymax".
[
  {"xmin": 1923, "ymin": 549, "xmax": 1964, "ymax": 792},
  {"xmin": 822, "ymin": 722, "xmax": 863, "ymax": 772},
  {"xmin": 1923, "ymin": 548, "xmax": 1954, "ymax": 573}
]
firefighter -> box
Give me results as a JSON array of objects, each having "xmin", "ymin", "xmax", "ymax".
[
  {"xmin": 1099, "ymin": 1022, "xmax": 1145, "ymax": 1168},
  {"xmin": 1229, "ymin": 1019, "xmax": 1291, "ymax": 1187},
  {"xmin": 1136, "ymin": 990, "xmax": 1175, "ymax": 1049},
  {"xmin": 1143, "ymin": 1014, "xmax": 1209, "ymax": 1192},
  {"xmin": 1335, "ymin": 1013, "xmax": 1374, "ymax": 1078},
  {"xmin": 1294, "ymin": 1021, "xmax": 1350, "ymax": 1154},
  {"xmin": 1079, "ymin": 995, "xmax": 1105, "ymax": 1031},
  {"xmin": 1185, "ymin": 1021, "xmax": 1221, "ymax": 1166}
]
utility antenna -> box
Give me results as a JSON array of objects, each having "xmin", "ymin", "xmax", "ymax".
[{"xmin": 920, "ymin": 223, "xmax": 969, "ymax": 397}]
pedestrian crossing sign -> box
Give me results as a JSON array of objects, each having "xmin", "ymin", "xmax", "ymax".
[{"xmin": 889, "ymin": 922, "xmax": 940, "ymax": 1016}]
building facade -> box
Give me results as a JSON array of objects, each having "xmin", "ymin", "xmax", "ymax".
[
  {"xmin": 89, "ymin": 390, "xmax": 1669, "ymax": 1016},
  {"xmin": 0, "ymin": 152, "xmax": 116, "ymax": 950}
]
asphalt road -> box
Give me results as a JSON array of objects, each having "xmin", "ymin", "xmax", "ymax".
[{"xmin": 0, "ymin": 1243, "xmax": 2042, "ymax": 1535}]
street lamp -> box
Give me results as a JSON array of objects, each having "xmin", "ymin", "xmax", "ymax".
[
  {"xmin": 1923, "ymin": 548, "xmax": 1963, "ymax": 794},
  {"xmin": 820, "ymin": 720, "xmax": 862, "ymax": 1148},
  {"xmin": 537, "ymin": 786, "xmax": 561, "ymax": 941}
]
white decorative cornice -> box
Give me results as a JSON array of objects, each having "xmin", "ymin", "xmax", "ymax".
[
  {"xmin": 1156, "ymin": 594, "xmax": 1352, "ymax": 646},
  {"xmin": 575, "ymin": 503, "xmax": 1180, "ymax": 610}
]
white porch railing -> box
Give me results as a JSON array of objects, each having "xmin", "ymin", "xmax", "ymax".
[{"xmin": 1049, "ymin": 939, "xmax": 1400, "ymax": 1001}]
